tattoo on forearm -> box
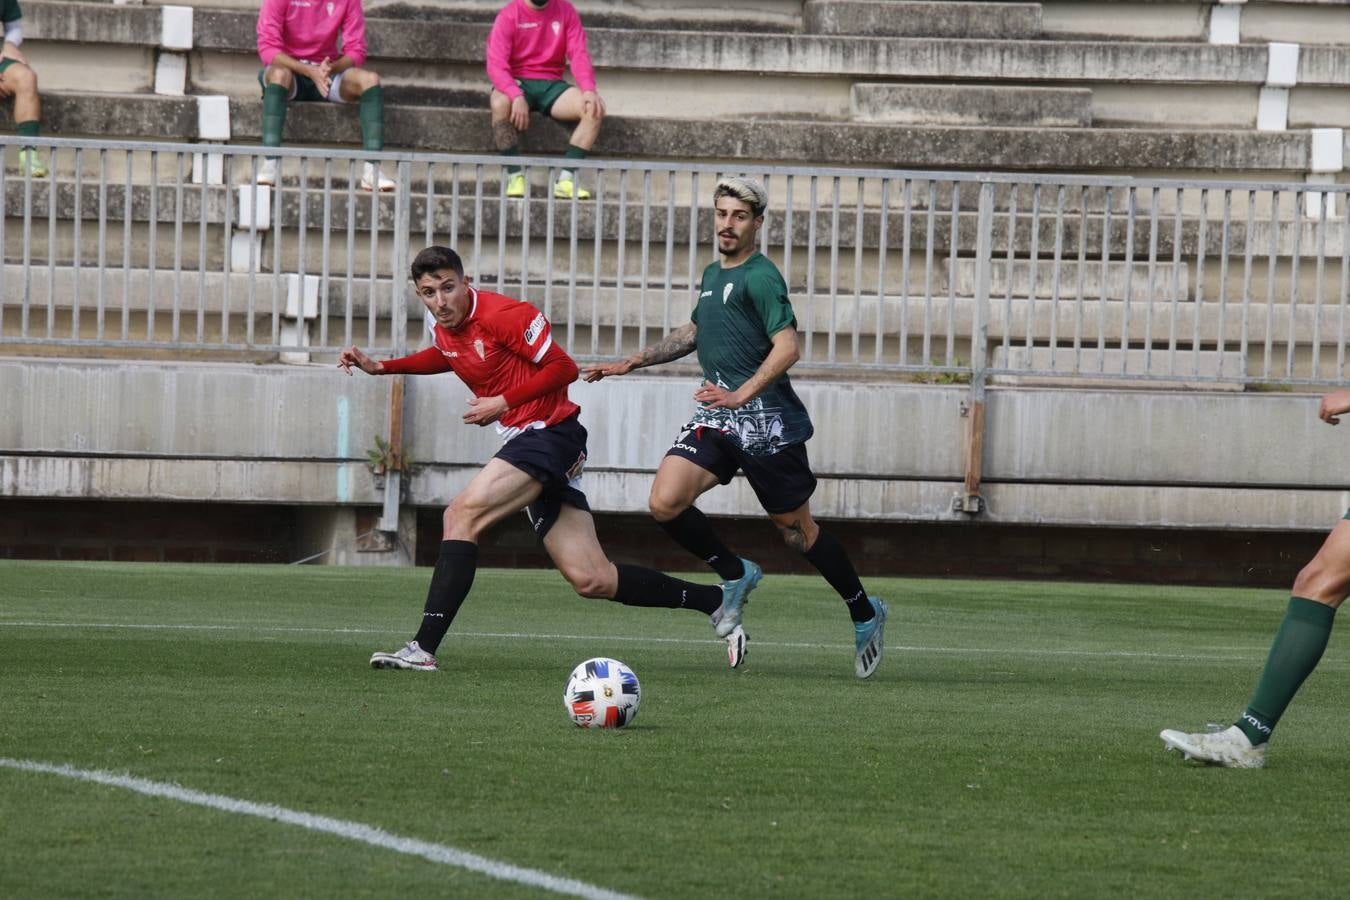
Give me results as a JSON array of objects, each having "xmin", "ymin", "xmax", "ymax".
[
  {"xmin": 634, "ymin": 324, "xmax": 697, "ymax": 368},
  {"xmin": 492, "ymin": 120, "xmax": 519, "ymax": 151}
]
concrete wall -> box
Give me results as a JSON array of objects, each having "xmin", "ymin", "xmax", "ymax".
[{"xmin": 4, "ymin": 358, "xmax": 1347, "ymax": 544}]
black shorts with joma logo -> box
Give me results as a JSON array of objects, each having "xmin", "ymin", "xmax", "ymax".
[
  {"xmin": 664, "ymin": 423, "xmax": 816, "ymax": 515},
  {"xmin": 496, "ymin": 413, "xmax": 592, "ymax": 539}
]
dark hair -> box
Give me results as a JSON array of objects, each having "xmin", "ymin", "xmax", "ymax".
[{"xmin": 410, "ymin": 246, "xmax": 465, "ymax": 282}]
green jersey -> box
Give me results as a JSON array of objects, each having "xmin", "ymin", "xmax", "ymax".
[
  {"xmin": 689, "ymin": 252, "xmax": 813, "ymax": 455},
  {"xmin": 1, "ymin": 0, "xmax": 19, "ymax": 25}
]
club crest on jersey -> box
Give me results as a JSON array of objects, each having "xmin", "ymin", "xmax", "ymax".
[
  {"xmin": 551, "ymin": 20, "xmax": 561, "ymax": 35},
  {"xmin": 722, "ymin": 283, "xmax": 734, "ymax": 304},
  {"xmin": 473, "ymin": 339, "xmax": 486, "ymax": 360},
  {"xmin": 524, "ymin": 312, "xmax": 547, "ymax": 345},
  {"xmin": 325, "ymin": 1, "xmax": 334, "ymax": 13}
]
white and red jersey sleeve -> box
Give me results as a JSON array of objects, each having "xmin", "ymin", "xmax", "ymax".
[{"xmin": 430, "ymin": 290, "xmax": 579, "ymax": 433}]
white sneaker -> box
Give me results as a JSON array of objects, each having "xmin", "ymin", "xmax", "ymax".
[
  {"xmin": 370, "ymin": 640, "xmax": 437, "ymax": 671},
  {"xmin": 361, "ymin": 162, "xmax": 395, "ymax": 192},
  {"xmin": 255, "ymin": 158, "xmax": 278, "ymax": 186},
  {"xmin": 1160, "ymin": 724, "xmax": 1267, "ymax": 768},
  {"xmin": 726, "ymin": 625, "xmax": 747, "ymax": 669}
]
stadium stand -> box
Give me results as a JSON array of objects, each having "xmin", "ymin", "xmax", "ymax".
[{"xmin": 5, "ymin": 0, "xmax": 1350, "ymax": 574}]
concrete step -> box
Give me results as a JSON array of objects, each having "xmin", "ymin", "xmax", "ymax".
[
  {"xmin": 227, "ymin": 99, "xmax": 1313, "ymax": 173},
  {"xmin": 58, "ymin": 4, "xmax": 1343, "ymax": 89},
  {"xmin": 5, "ymin": 262, "xmax": 1342, "ymax": 350},
  {"xmin": 852, "ymin": 83, "xmax": 1093, "ymax": 127},
  {"xmin": 1041, "ymin": 0, "xmax": 1350, "ymax": 46},
  {"xmin": 804, "ymin": 1, "xmax": 1042, "ymax": 39},
  {"xmin": 945, "ymin": 258, "xmax": 1192, "ymax": 302},
  {"xmin": 2, "ymin": 172, "xmax": 1339, "ymax": 273},
  {"xmin": 989, "ymin": 345, "xmax": 1249, "ymax": 390}
]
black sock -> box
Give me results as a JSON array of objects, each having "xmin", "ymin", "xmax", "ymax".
[
  {"xmin": 657, "ymin": 507, "xmax": 744, "ymax": 581},
  {"xmin": 412, "ymin": 540, "xmax": 478, "ymax": 655},
  {"xmin": 613, "ymin": 563, "xmax": 722, "ymax": 615},
  {"xmin": 803, "ymin": 529, "xmax": 873, "ymax": 622}
]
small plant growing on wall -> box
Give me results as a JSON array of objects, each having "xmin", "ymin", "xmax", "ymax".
[{"xmin": 366, "ymin": 435, "xmax": 415, "ymax": 476}]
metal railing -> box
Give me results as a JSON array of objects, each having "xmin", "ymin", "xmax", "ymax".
[{"xmin": 2, "ymin": 136, "xmax": 1348, "ymax": 387}]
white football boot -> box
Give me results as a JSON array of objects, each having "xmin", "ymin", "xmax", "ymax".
[
  {"xmin": 1160, "ymin": 724, "xmax": 1267, "ymax": 768},
  {"xmin": 725, "ymin": 625, "xmax": 747, "ymax": 669},
  {"xmin": 369, "ymin": 640, "xmax": 438, "ymax": 671}
]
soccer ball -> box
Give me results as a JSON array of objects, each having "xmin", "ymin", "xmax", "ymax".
[{"xmin": 564, "ymin": 657, "xmax": 641, "ymax": 729}]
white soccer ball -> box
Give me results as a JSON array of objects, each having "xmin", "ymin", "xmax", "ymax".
[{"xmin": 564, "ymin": 657, "xmax": 641, "ymax": 729}]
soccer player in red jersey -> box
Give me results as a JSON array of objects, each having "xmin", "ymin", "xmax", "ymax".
[{"xmin": 338, "ymin": 245, "xmax": 747, "ymax": 671}]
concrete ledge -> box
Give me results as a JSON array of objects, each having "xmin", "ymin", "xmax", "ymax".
[
  {"xmin": 989, "ymin": 346, "xmax": 1248, "ymax": 390},
  {"xmin": 183, "ymin": 9, "xmax": 1335, "ymax": 86},
  {"xmin": 26, "ymin": 1, "xmax": 162, "ymax": 45},
  {"xmin": 852, "ymin": 83, "xmax": 1093, "ymax": 127},
  {"xmin": 803, "ymin": 1, "xmax": 1042, "ymax": 38},
  {"xmin": 225, "ymin": 99, "xmax": 1312, "ymax": 172},
  {"xmin": 0, "ymin": 92, "xmax": 199, "ymax": 141},
  {"xmin": 5, "ymin": 359, "xmax": 1349, "ymax": 530}
]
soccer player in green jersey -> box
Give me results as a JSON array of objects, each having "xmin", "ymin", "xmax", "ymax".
[
  {"xmin": 0, "ymin": 0, "xmax": 46, "ymax": 177},
  {"xmin": 583, "ymin": 177, "xmax": 887, "ymax": 678},
  {"xmin": 1160, "ymin": 387, "xmax": 1350, "ymax": 767}
]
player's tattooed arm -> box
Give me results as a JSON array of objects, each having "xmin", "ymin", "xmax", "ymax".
[{"xmin": 582, "ymin": 322, "xmax": 697, "ymax": 382}]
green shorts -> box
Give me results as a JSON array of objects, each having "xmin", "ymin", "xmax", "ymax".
[
  {"xmin": 0, "ymin": 58, "xmax": 18, "ymax": 75},
  {"xmin": 257, "ymin": 67, "xmax": 341, "ymax": 103},
  {"xmin": 514, "ymin": 78, "xmax": 572, "ymax": 115}
]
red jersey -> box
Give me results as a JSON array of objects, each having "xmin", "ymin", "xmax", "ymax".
[{"xmin": 424, "ymin": 288, "xmax": 580, "ymax": 438}]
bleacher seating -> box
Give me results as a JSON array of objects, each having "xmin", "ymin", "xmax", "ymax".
[
  {"xmin": 3, "ymin": 0, "xmax": 1350, "ymax": 376},
  {"xmin": 6, "ymin": 0, "xmax": 1348, "ymax": 174}
]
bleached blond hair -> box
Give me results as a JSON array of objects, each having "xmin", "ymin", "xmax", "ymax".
[{"xmin": 713, "ymin": 176, "xmax": 767, "ymax": 217}]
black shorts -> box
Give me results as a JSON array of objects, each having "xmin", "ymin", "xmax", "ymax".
[
  {"xmin": 664, "ymin": 423, "xmax": 817, "ymax": 515},
  {"xmin": 495, "ymin": 414, "xmax": 591, "ymax": 539}
]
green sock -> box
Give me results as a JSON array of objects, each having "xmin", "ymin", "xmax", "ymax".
[
  {"xmin": 359, "ymin": 85, "xmax": 384, "ymax": 153},
  {"xmin": 1236, "ymin": 597, "xmax": 1336, "ymax": 744},
  {"xmin": 262, "ymin": 84, "xmax": 287, "ymax": 150},
  {"xmin": 502, "ymin": 144, "xmax": 521, "ymax": 176},
  {"xmin": 564, "ymin": 144, "xmax": 587, "ymax": 161},
  {"xmin": 16, "ymin": 119, "xmax": 38, "ymax": 152}
]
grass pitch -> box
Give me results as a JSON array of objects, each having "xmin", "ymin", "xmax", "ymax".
[{"xmin": 1, "ymin": 559, "xmax": 1344, "ymax": 898}]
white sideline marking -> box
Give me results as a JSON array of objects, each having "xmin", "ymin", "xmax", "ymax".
[
  {"xmin": 0, "ymin": 758, "xmax": 636, "ymax": 900},
  {"xmin": 0, "ymin": 618, "xmax": 1264, "ymax": 662}
]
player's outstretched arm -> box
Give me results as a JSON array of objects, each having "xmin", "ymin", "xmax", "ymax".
[
  {"xmin": 337, "ymin": 345, "xmax": 385, "ymax": 376},
  {"xmin": 1319, "ymin": 389, "xmax": 1350, "ymax": 425},
  {"xmin": 581, "ymin": 322, "xmax": 697, "ymax": 382}
]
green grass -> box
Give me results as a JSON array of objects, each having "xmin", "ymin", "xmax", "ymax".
[{"xmin": 0, "ymin": 560, "xmax": 1343, "ymax": 898}]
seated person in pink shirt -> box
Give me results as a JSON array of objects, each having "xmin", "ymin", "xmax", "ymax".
[
  {"xmin": 487, "ymin": 0, "xmax": 604, "ymax": 200},
  {"xmin": 255, "ymin": 0, "xmax": 392, "ymax": 192}
]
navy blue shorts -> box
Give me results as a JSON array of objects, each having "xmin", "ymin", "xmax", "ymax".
[
  {"xmin": 495, "ymin": 414, "xmax": 592, "ymax": 539},
  {"xmin": 664, "ymin": 423, "xmax": 817, "ymax": 515}
]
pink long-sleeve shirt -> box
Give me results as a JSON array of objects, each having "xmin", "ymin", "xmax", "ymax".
[
  {"xmin": 486, "ymin": 0, "xmax": 596, "ymax": 99},
  {"xmin": 257, "ymin": 0, "xmax": 368, "ymax": 69}
]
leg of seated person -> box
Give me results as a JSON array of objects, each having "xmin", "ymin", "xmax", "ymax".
[
  {"xmin": 4, "ymin": 62, "xmax": 45, "ymax": 177},
  {"xmin": 547, "ymin": 87, "xmax": 599, "ymax": 197},
  {"xmin": 338, "ymin": 67, "xmax": 384, "ymax": 153},
  {"xmin": 261, "ymin": 65, "xmax": 294, "ymax": 150},
  {"xmin": 489, "ymin": 88, "xmax": 523, "ymax": 193},
  {"xmin": 5, "ymin": 62, "xmax": 38, "ymax": 129},
  {"xmin": 338, "ymin": 68, "xmax": 392, "ymax": 192}
]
